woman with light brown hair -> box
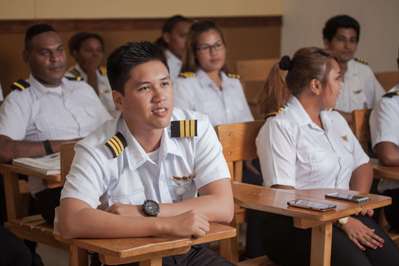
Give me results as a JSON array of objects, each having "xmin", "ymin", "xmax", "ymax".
[{"xmin": 255, "ymin": 47, "xmax": 399, "ymax": 266}]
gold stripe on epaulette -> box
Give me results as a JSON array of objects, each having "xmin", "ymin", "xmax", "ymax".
[
  {"xmin": 179, "ymin": 72, "xmax": 195, "ymax": 78},
  {"xmin": 105, "ymin": 132, "xmax": 127, "ymax": 158},
  {"xmin": 354, "ymin": 57, "xmax": 368, "ymax": 65},
  {"xmin": 227, "ymin": 73, "xmax": 240, "ymax": 79},
  {"xmin": 171, "ymin": 120, "xmax": 198, "ymax": 138},
  {"xmin": 11, "ymin": 79, "xmax": 30, "ymax": 91},
  {"xmin": 99, "ymin": 66, "xmax": 107, "ymax": 76}
]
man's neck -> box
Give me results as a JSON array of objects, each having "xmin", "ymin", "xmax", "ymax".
[
  {"xmin": 126, "ymin": 122, "xmax": 163, "ymax": 153},
  {"xmin": 33, "ymin": 75, "xmax": 62, "ymax": 88}
]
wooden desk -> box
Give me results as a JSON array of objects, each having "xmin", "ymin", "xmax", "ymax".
[
  {"xmin": 232, "ymin": 182, "xmax": 391, "ymax": 266},
  {"xmin": 68, "ymin": 223, "xmax": 236, "ymax": 266},
  {"xmin": 0, "ymin": 163, "xmax": 62, "ymax": 220}
]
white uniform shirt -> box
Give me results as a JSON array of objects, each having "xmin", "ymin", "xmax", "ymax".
[
  {"xmin": 61, "ymin": 108, "xmax": 230, "ymax": 208},
  {"xmin": 165, "ymin": 49, "xmax": 182, "ymax": 82},
  {"xmin": 66, "ymin": 64, "xmax": 118, "ymax": 117},
  {"xmin": 335, "ymin": 59, "xmax": 385, "ymax": 112},
  {"xmin": 0, "ymin": 75, "xmax": 112, "ymax": 194},
  {"xmin": 174, "ymin": 69, "xmax": 254, "ymax": 126},
  {"xmin": 256, "ymin": 96, "xmax": 369, "ymax": 189},
  {"xmin": 369, "ymin": 84, "xmax": 399, "ymax": 192}
]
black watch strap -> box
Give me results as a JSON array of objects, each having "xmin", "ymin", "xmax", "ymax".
[{"xmin": 43, "ymin": 140, "xmax": 54, "ymax": 155}]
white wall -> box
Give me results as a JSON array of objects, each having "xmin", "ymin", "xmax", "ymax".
[{"xmin": 282, "ymin": 0, "xmax": 399, "ymax": 72}]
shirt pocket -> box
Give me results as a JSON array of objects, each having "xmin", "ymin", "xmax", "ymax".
[
  {"xmin": 352, "ymin": 89, "xmax": 368, "ymax": 109},
  {"xmin": 168, "ymin": 175, "xmax": 196, "ymax": 202}
]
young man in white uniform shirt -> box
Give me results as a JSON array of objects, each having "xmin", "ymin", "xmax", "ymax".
[
  {"xmin": 323, "ymin": 15, "xmax": 384, "ymax": 121},
  {"xmin": 370, "ymin": 82, "xmax": 399, "ymax": 232},
  {"xmin": 0, "ymin": 24, "xmax": 111, "ymax": 224},
  {"xmin": 59, "ymin": 41, "xmax": 234, "ymax": 266}
]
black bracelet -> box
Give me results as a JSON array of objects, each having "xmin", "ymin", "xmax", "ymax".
[{"xmin": 43, "ymin": 140, "xmax": 54, "ymax": 155}]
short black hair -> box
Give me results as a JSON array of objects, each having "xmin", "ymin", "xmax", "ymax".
[
  {"xmin": 323, "ymin": 15, "xmax": 360, "ymax": 42},
  {"xmin": 25, "ymin": 23, "xmax": 56, "ymax": 50},
  {"xmin": 69, "ymin": 32, "xmax": 104, "ymax": 54},
  {"xmin": 107, "ymin": 41, "xmax": 168, "ymax": 93}
]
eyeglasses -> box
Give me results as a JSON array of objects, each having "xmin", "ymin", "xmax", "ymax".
[{"xmin": 196, "ymin": 41, "xmax": 224, "ymax": 53}]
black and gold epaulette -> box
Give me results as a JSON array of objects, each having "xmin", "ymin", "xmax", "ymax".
[
  {"xmin": 65, "ymin": 75, "xmax": 83, "ymax": 81},
  {"xmin": 11, "ymin": 79, "xmax": 30, "ymax": 91},
  {"xmin": 354, "ymin": 57, "xmax": 368, "ymax": 65},
  {"xmin": 179, "ymin": 72, "xmax": 195, "ymax": 78},
  {"xmin": 170, "ymin": 120, "xmax": 197, "ymax": 138},
  {"xmin": 383, "ymin": 91, "xmax": 399, "ymax": 98},
  {"xmin": 66, "ymin": 68, "xmax": 83, "ymax": 81},
  {"xmin": 99, "ymin": 66, "xmax": 107, "ymax": 76},
  {"xmin": 105, "ymin": 132, "xmax": 127, "ymax": 158},
  {"xmin": 227, "ymin": 73, "xmax": 240, "ymax": 79},
  {"xmin": 264, "ymin": 107, "xmax": 284, "ymax": 120}
]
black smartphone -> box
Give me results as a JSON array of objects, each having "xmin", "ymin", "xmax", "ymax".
[
  {"xmin": 325, "ymin": 192, "xmax": 369, "ymax": 203},
  {"xmin": 287, "ymin": 199, "xmax": 336, "ymax": 212}
]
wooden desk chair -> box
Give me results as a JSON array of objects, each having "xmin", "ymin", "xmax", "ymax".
[
  {"xmin": 236, "ymin": 59, "xmax": 279, "ymax": 119},
  {"xmin": 375, "ymin": 71, "xmax": 399, "ymax": 91},
  {"xmin": 216, "ymin": 120, "xmax": 276, "ymax": 265},
  {"xmin": 351, "ymin": 109, "xmax": 399, "ymax": 244},
  {"xmin": 351, "ymin": 109, "xmax": 373, "ymax": 156},
  {"xmin": 55, "ymin": 143, "xmax": 237, "ymax": 265},
  {"xmin": 0, "ymin": 143, "xmax": 75, "ymax": 251}
]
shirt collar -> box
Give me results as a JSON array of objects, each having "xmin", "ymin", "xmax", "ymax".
[
  {"xmin": 28, "ymin": 74, "xmax": 63, "ymax": 95},
  {"xmin": 196, "ymin": 69, "xmax": 229, "ymax": 90},
  {"xmin": 165, "ymin": 49, "xmax": 181, "ymax": 66},
  {"xmin": 119, "ymin": 117, "xmax": 183, "ymax": 171},
  {"xmin": 345, "ymin": 59, "xmax": 358, "ymax": 78},
  {"xmin": 74, "ymin": 64, "xmax": 102, "ymax": 80}
]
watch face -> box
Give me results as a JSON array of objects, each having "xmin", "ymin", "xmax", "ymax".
[{"xmin": 144, "ymin": 200, "xmax": 160, "ymax": 217}]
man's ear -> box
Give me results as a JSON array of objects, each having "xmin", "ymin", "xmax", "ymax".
[
  {"xmin": 310, "ymin": 79, "xmax": 322, "ymax": 96},
  {"xmin": 163, "ymin": 32, "xmax": 171, "ymax": 44},
  {"xmin": 112, "ymin": 90, "xmax": 124, "ymax": 111},
  {"xmin": 323, "ymin": 38, "xmax": 330, "ymax": 49}
]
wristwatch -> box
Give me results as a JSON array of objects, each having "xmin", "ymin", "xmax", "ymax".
[
  {"xmin": 142, "ymin": 200, "xmax": 160, "ymax": 217},
  {"xmin": 338, "ymin": 217, "xmax": 349, "ymax": 226}
]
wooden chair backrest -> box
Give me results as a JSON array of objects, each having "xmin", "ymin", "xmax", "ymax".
[
  {"xmin": 351, "ymin": 109, "xmax": 372, "ymax": 156},
  {"xmin": 236, "ymin": 59, "xmax": 279, "ymax": 82},
  {"xmin": 60, "ymin": 142, "xmax": 76, "ymax": 182},
  {"xmin": 236, "ymin": 59, "xmax": 279, "ymax": 120},
  {"xmin": 215, "ymin": 120, "xmax": 264, "ymax": 182},
  {"xmin": 375, "ymin": 71, "xmax": 399, "ymax": 91}
]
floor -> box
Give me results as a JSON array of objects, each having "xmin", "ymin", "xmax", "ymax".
[{"xmin": 37, "ymin": 244, "xmax": 69, "ymax": 266}]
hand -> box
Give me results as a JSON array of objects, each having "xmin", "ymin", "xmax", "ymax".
[
  {"xmin": 107, "ymin": 203, "xmax": 143, "ymax": 217},
  {"xmin": 341, "ymin": 217, "xmax": 384, "ymax": 250},
  {"xmin": 356, "ymin": 208, "xmax": 374, "ymax": 217},
  {"xmin": 162, "ymin": 210, "xmax": 209, "ymax": 238}
]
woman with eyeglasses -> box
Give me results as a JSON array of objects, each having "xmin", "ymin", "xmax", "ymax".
[
  {"xmin": 174, "ymin": 20, "xmax": 253, "ymax": 126},
  {"xmin": 255, "ymin": 47, "xmax": 399, "ymax": 266}
]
